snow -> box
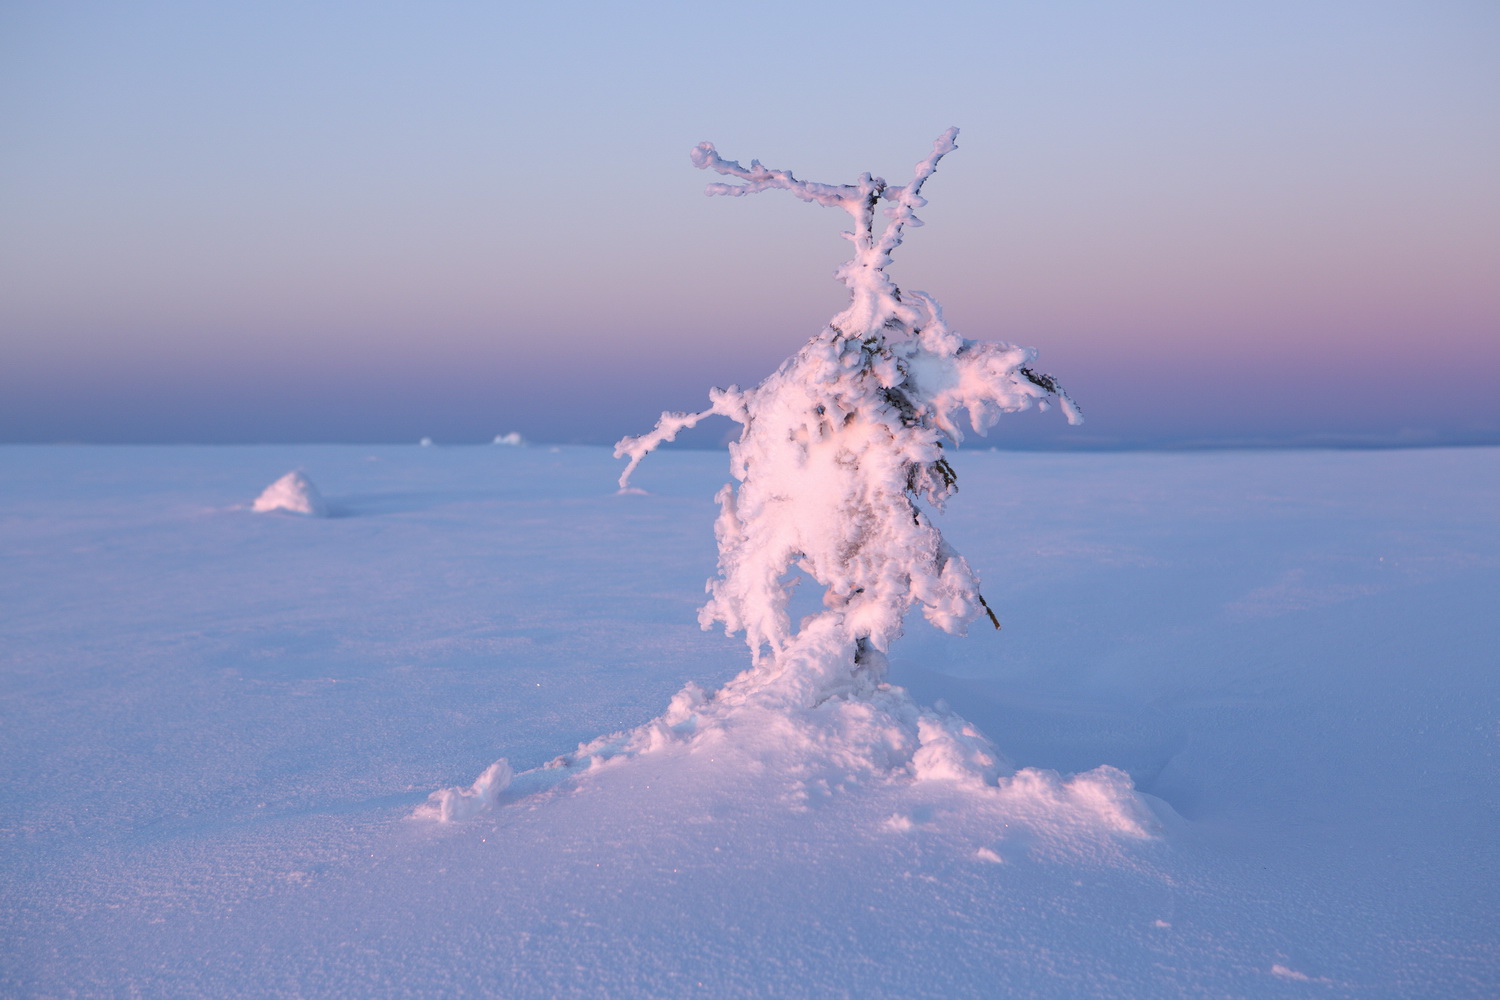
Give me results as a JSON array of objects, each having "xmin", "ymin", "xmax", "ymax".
[
  {"xmin": 2, "ymin": 443, "xmax": 1497, "ymax": 998},
  {"xmin": 251, "ymin": 469, "xmax": 328, "ymax": 517},
  {"xmin": 621, "ymin": 130, "xmax": 1081, "ymax": 674},
  {"xmin": 415, "ymin": 759, "xmax": 513, "ymax": 823}
]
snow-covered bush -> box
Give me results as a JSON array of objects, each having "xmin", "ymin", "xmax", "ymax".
[
  {"xmin": 417, "ymin": 131, "xmax": 1132, "ymax": 827},
  {"xmin": 618, "ymin": 129, "xmax": 1080, "ymax": 703}
]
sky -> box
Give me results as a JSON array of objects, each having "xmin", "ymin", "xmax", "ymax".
[{"xmin": 2, "ymin": 0, "xmax": 1497, "ymax": 448}]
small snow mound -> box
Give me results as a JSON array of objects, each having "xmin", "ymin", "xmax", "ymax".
[
  {"xmin": 413, "ymin": 759, "xmax": 512, "ymax": 822},
  {"xmin": 996, "ymin": 765, "xmax": 1160, "ymax": 838},
  {"xmin": 882, "ymin": 813, "xmax": 916, "ymax": 833},
  {"xmin": 251, "ymin": 471, "xmax": 328, "ymax": 517},
  {"xmin": 492, "ymin": 432, "xmax": 525, "ymax": 446},
  {"xmin": 911, "ymin": 711, "xmax": 1007, "ymax": 787},
  {"xmin": 419, "ymin": 437, "xmax": 434, "ymax": 447},
  {"xmin": 420, "ymin": 634, "xmax": 1158, "ymax": 846}
]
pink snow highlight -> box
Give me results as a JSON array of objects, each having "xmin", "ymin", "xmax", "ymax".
[{"xmin": 251, "ymin": 470, "xmax": 327, "ymax": 517}]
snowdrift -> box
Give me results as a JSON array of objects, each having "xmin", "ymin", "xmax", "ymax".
[{"xmin": 251, "ymin": 470, "xmax": 328, "ymax": 517}]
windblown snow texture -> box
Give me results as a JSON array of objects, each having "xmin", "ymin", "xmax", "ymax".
[{"xmin": 1, "ymin": 444, "xmax": 1496, "ymax": 998}]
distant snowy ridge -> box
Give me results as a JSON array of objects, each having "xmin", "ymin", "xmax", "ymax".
[{"xmin": 251, "ymin": 470, "xmax": 328, "ymax": 517}]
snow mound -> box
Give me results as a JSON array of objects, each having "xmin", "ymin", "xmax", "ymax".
[
  {"xmin": 413, "ymin": 760, "xmax": 512, "ymax": 822},
  {"xmin": 250, "ymin": 471, "xmax": 328, "ymax": 517},
  {"xmin": 416, "ymin": 618, "xmax": 1158, "ymax": 848},
  {"xmin": 492, "ymin": 432, "xmax": 525, "ymax": 446}
]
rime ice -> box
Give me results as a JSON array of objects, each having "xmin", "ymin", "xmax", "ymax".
[{"xmin": 619, "ymin": 129, "xmax": 1080, "ymax": 682}]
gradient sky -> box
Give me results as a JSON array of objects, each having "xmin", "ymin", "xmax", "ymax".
[{"xmin": 2, "ymin": 0, "xmax": 1497, "ymax": 447}]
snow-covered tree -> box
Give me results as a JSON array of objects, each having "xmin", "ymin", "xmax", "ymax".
[
  {"xmin": 416, "ymin": 135, "xmax": 1153, "ymax": 824},
  {"xmin": 617, "ymin": 129, "xmax": 1081, "ymax": 705}
]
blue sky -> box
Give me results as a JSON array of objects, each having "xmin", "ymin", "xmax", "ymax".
[{"xmin": 2, "ymin": 0, "xmax": 1497, "ymax": 447}]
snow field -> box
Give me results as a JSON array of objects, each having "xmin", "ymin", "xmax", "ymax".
[{"xmin": 1, "ymin": 443, "xmax": 1496, "ymax": 998}]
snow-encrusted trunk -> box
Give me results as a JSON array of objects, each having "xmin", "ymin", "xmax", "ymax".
[{"xmin": 618, "ymin": 129, "xmax": 1081, "ymax": 706}]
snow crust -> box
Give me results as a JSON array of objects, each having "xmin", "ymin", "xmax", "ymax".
[
  {"xmin": 2, "ymin": 444, "xmax": 1497, "ymax": 998},
  {"xmin": 251, "ymin": 470, "xmax": 327, "ymax": 517}
]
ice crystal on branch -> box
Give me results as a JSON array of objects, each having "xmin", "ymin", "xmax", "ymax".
[{"xmin": 618, "ymin": 129, "xmax": 1080, "ymax": 700}]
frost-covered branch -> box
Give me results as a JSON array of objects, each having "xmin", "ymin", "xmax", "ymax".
[
  {"xmin": 615, "ymin": 407, "xmax": 715, "ymax": 490},
  {"xmin": 692, "ymin": 130, "xmax": 961, "ymax": 332},
  {"xmin": 690, "ymin": 142, "xmax": 864, "ymax": 211},
  {"xmin": 872, "ymin": 127, "xmax": 957, "ymax": 262},
  {"xmin": 614, "ymin": 386, "xmax": 749, "ymax": 489}
]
